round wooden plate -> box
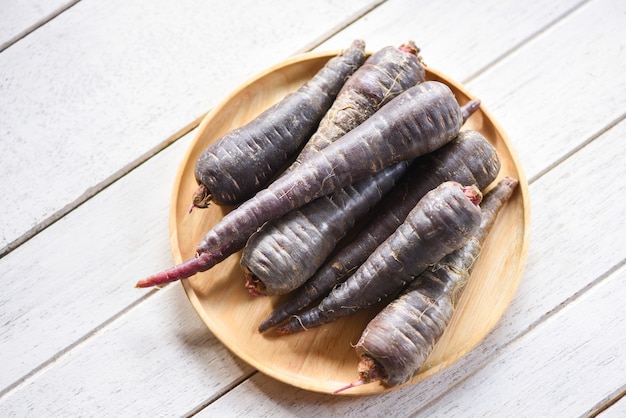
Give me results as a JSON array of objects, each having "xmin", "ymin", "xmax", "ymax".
[{"xmin": 171, "ymin": 50, "xmax": 531, "ymax": 395}]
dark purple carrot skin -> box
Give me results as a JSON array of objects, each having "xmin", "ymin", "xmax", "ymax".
[
  {"xmin": 287, "ymin": 41, "xmax": 426, "ymax": 167},
  {"xmin": 241, "ymin": 161, "xmax": 410, "ymax": 296},
  {"xmin": 461, "ymin": 99, "xmax": 481, "ymax": 121},
  {"xmin": 135, "ymin": 81, "xmax": 465, "ymax": 289},
  {"xmin": 258, "ymin": 129, "xmax": 500, "ymax": 332},
  {"xmin": 190, "ymin": 39, "xmax": 367, "ymax": 208},
  {"xmin": 335, "ymin": 177, "xmax": 519, "ymax": 392},
  {"xmin": 240, "ymin": 42, "xmax": 427, "ymax": 296},
  {"xmin": 276, "ymin": 181, "xmax": 483, "ymax": 334}
]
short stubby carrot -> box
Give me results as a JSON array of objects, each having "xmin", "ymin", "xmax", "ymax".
[
  {"xmin": 135, "ymin": 81, "xmax": 467, "ymax": 289},
  {"xmin": 334, "ymin": 177, "xmax": 519, "ymax": 393},
  {"xmin": 276, "ymin": 181, "xmax": 483, "ymax": 334},
  {"xmin": 190, "ymin": 39, "xmax": 367, "ymax": 209},
  {"xmin": 258, "ymin": 129, "xmax": 499, "ymax": 332},
  {"xmin": 240, "ymin": 42, "xmax": 427, "ymax": 296}
]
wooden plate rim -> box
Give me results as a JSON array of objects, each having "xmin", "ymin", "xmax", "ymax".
[{"xmin": 170, "ymin": 50, "xmax": 531, "ymax": 395}]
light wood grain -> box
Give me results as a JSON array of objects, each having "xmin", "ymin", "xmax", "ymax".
[
  {"xmin": 170, "ymin": 51, "xmax": 530, "ymax": 395},
  {"xmin": 464, "ymin": 0, "xmax": 626, "ymax": 180}
]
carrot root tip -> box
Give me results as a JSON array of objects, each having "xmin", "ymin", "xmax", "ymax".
[
  {"xmin": 461, "ymin": 99, "xmax": 481, "ymax": 123},
  {"xmin": 275, "ymin": 326, "xmax": 290, "ymax": 335},
  {"xmin": 462, "ymin": 184, "xmax": 483, "ymax": 206},
  {"xmin": 191, "ymin": 184, "xmax": 212, "ymax": 209},
  {"xmin": 243, "ymin": 269, "xmax": 267, "ymax": 296},
  {"xmin": 333, "ymin": 379, "xmax": 365, "ymax": 394},
  {"xmin": 398, "ymin": 40, "xmax": 419, "ymax": 55}
]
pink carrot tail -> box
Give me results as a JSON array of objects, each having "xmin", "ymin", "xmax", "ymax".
[
  {"xmin": 333, "ymin": 355, "xmax": 387, "ymax": 394},
  {"xmin": 134, "ymin": 251, "xmax": 217, "ymax": 288},
  {"xmin": 135, "ymin": 229, "xmax": 248, "ymax": 288},
  {"xmin": 333, "ymin": 379, "xmax": 365, "ymax": 394}
]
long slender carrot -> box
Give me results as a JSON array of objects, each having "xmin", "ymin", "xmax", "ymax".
[
  {"xmin": 240, "ymin": 42, "xmax": 427, "ymax": 296},
  {"xmin": 257, "ymin": 129, "xmax": 500, "ymax": 331},
  {"xmin": 190, "ymin": 39, "xmax": 367, "ymax": 209},
  {"xmin": 334, "ymin": 177, "xmax": 519, "ymax": 393},
  {"xmin": 275, "ymin": 181, "xmax": 483, "ymax": 334},
  {"xmin": 135, "ymin": 81, "xmax": 467, "ymax": 289}
]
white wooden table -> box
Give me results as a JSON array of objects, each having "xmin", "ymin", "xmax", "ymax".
[{"xmin": 1, "ymin": 0, "xmax": 625, "ymax": 416}]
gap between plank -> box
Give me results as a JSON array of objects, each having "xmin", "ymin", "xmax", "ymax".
[
  {"xmin": 0, "ymin": 286, "xmax": 161, "ymax": 399},
  {"xmin": 529, "ymin": 112, "xmax": 626, "ymax": 184},
  {"xmin": 171, "ymin": 260, "xmax": 626, "ymax": 415},
  {"xmin": 0, "ymin": 0, "xmax": 592, "ymax": 258},
  {"xmin": 184, "ymin": 371, "xmax": 259, "ymax": 418},
  {"xmin": 462, "ymin": 0, "xmax": 592, "ymax": 85},
  {"xmin": 0, "ymin": 114, "xmax": 205, "ymax": 260},
  {"xmin": 292, "ymin": 0, "xmax": 388, "ymax": 55},
  {"xmin": 0, "ymin": 0, "xmax": 82, "ymax": 53},
  {"xmin": 586, "ymin": 386, "xmax": 626, "ymax": 418},
  {"xmin": 0, "ymin": 1, "xmax": 393, "ymax": 396}
]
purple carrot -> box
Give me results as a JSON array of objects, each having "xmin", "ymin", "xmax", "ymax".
[
  {"xmin": 190, "ymin": 39, "xmax": 367, "ymax": 208},
  {"xmin": 335, "ymin": 177, "xmax": 519, "ymax": 393}
]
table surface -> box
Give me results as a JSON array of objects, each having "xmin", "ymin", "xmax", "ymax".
[{"xmin": 1, "ymin": 0, "xmax": 625, "ymax": 417}]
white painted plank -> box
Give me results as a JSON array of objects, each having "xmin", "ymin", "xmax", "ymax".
[
  {"xmin": 464, "ymin": 0, "xmax": 626, "ymax": 180},
  {"xmin": 413, "ymin": 265, "xmax": 626, "ymax": 418},
  {"xmin": 0, "ymin": 129, "xmax": 192, "ymax": 392},
  {"xmin": 493, "ymin": 119, "xmax": 626, "ymax": 346},
  {"xmin": 0, "ymin": 0, "xmax": 380, "ymax": 255},
  {"xmin": 0, "ymin": 282, "xmax": 256, "ymax": 417},
  {"xmin": 317, "ymin": 0, "xmax": 586, "ymax": 84},
  {"xmin": 1, "ymin": 0, "xmax": 624, "ymax": 415},
  {"xmin": 190, "ymin": 113, "xmax": 626, "ymax": 416},
  {"xmin": 0, "ymin": 0, "xmax": 76, "ymax": 50}
]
